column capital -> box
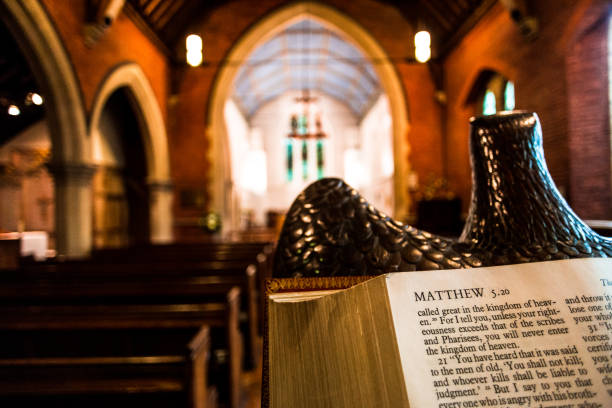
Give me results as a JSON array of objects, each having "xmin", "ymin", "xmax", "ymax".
[
  {"xmin": 47, "ymin": 162, "xmax": 97, "ymax": 182},
  {"xmin": 147, "ymin": 179, "xmax": 174, "ymax": 192}
]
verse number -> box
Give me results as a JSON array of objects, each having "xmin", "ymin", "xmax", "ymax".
[
  {"xmin": 490, "ymin": 288, "xmax": 510, "ymax": 298},
  {"xmin": 438, "ymin": 358, "xmax": 447, "ymax": 365}
]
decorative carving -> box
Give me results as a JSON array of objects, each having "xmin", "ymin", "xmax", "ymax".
[
  {"xmin": 266, "ymin": 276, "xmax": 372, "ymax": 294},
  {"xmin": 1, "ymin": 147, "xmax": 50, "ymax": 178},
  {"xmin": 274, "ymin": 111, "xmax": 612, "ymax": 277}
]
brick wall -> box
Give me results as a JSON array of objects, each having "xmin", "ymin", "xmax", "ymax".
[
  {"xmin": 444, "ymin": 0, "xmax": 611, "ymax": 219},
  {"xmin": 40, "ymin": 0, "xmax": 169, "ymax": 119},
  {"xmin": 566, "ymin": 5, "xmax": 611, "ymax": 219},
  {"xmin": 39, "ymin": 0, "xmax": 612, "ymax": 225}
]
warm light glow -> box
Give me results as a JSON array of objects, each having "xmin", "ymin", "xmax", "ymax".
[
  {"xmin": 415, "ymin": 46, "xmax": 431, "ymax": 63},
  {"xmin": 414, "ymin": 31, "xmax": 431, "ymax": 63},
  {"xmin": 414, "ymin": 31, "xmax": 431, "ymax": 48},
  {"xmin": 186, "ymin": 34, "xmax": 203, "ymax": 67},
  {"xmin": 186, "ymin": 50, "xmax": 203, "ymax": 67},
  {"xmin": 30, "ymin": 92, "xmax": 43, "ymax": 105},
  {"xmin": 383, "ymin": 113, "xmax": 392, "ymax": 130},
  {"xmin": 186, "ymin": 34, "xmax": 202, "ymax": 51},
  {"xmin": 8, "ymin": 105, "xmax": 20, "ymax": 116},
  {"xmin": 382, "ymin": 146, "xmax": 394, "ymax": 178},
  {"xmin": 241, "ymin": 149, "xmax": 268, "ymax": 195},
  {"xmin": 344, "ymin": 148, "xmax": 368, "ymax": 188}
]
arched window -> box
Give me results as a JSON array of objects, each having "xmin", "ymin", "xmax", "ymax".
[
  {"xmin": 286, "ymin": 138, "xmax": 293, "ymax": 182},
  {"xmin": 316, "ymin": 139, "xmax": 324, "ymax": 179},
  {"xmin": 301, "ymin": 140, "xmax": 308, "ymax": 181},
  {"xmin": 483, "ymin": 90, "xmax": 497, "ymax": 115},
  {"xmin": 504, "ymin": 80, "xmax": 515, "ymax": 111},
  {"xmin": 477, "ymin": 73, "xmax": 516, "ymax": 115}
]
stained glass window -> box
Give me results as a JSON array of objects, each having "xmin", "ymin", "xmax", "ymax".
[
  {"xmin": 316, "ymin": 140, "xmax": 324, "ymax": 179},
  {"xmin": 286, "ymin": 139, "xmax": 293, "ymax": 182},
  {"xmin": 297, "ymin": 114, "xmax": 308, "ymax": 135},
  {"xmin": 301, "ymin": 140, "xmax": 308, "ymax": 180},
  {"xmin": 504, "ymin": 81, "xmax": 515, "ymax": 111},
  {"xmin": 483, "ymin": 90, "xmax": 496, "ymax": 115}
]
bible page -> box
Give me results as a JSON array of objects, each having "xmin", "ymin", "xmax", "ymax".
[{"xmin": 386, "ymin": 258, "xmax": 612, "ymax": 408}]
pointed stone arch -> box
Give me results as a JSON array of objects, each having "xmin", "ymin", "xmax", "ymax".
[
  {"xmin": 90, "ymin": 63, "xmax": 173, "ymax": 243},
  {"xmin": 208, "ymin": 1, "xmax": 410, "ymax": 229},
  {"xmin": 0, "ymin": 0, "xmax": 93, "ymax": 257}
]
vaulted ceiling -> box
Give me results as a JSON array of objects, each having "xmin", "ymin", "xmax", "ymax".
[
  {"xmin": 0, "ymin": 0, "xmax": 495, "ymax": 146},
  {"xmin": 124, "ymin": 0, "xmax": 495, "ymax": 119},
  {"xmin": 232, "ymin": 18, "xmax": 381, "ymax": 119}
]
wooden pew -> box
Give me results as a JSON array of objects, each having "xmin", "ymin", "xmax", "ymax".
[
  {"xmin": 26, "ymin": 240, "xmax": 271, "ymax": 325},
  {"xmin": 89, "ymin": 242, "xmax": 270, "ymax": 330},
  {"xmin": 0, "ymin": 280, "xmax": 242, "ymax": 408},
  {"xmin": 89, "ymin": 242, "xmax": 270, "ymax": 264},
  {"xmin": 0, "ymin": 322, "xmax": 214, "ymax": 407},
  {"xmin": 16, "ymin": 260, "xmax": 259, "ymax": 371}
]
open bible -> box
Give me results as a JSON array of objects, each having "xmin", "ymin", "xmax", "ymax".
[{"xmin": 265, "ymin": 258, "xmax": 612, "ymax": 407}]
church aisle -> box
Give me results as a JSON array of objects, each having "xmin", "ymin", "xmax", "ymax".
[{"xmin": 241, "ymin": 337, "xmax": 262, "ymax": 408}]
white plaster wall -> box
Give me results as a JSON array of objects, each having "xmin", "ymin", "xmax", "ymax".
[
  {"xmin": 250, "ymin": 90, "xmax": 358, "ymax": 215},
  {"xmin": 224, "ymin": 99, "xmax": 264, "ymax": 225},
  {"xmin": 359, "ymin": 94, "xmax": 394, "ymax": 215},
  {"xmin": 227, "ymin": 91, "xmax": 394, "ymax": 226},
  {"xmin": 224, "ymin": 99, "xmax": 250, "ymax": 193}
]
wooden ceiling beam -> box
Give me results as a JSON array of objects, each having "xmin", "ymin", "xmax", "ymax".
[
  {"xmin": 419, "ymin": 0, "xmax": 454, "ymax": 31},
  {"xmin": 439, "ymin": 0, "xmax": 497, "ymax": 58},
  {"xmin": 156, "ymin": 0, "xmax": 185, "ymax": 30},
  {"xmin": 142, "ymin": 0, "xmax": 163, "ymax": 15},
  {"xmin": 125, "ymin": 0, "xmax": 495, "ymax": 66},
  {"xmin": 159, "ymin": 1, "xmax": 218, "ymax": 48},
  {"xmin": 123, "ymin": 2, "xmax": 173, "ymax": 58},
  {"xmin": 150, "ymin": 0, "xmax": 175, "ymax": 28},
  {"xmin": 442, "ymin": 0, "xmax": 465, "ymax": 19}
]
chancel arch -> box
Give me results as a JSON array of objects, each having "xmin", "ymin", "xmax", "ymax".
[
  {"xmin": 89, "ymin": 63, "xmax": 173, "ymax": 245},
  {"xmin": 0, "ymin": 0, "xmax": 92, "ymax": 257},
  {"xmin": 208, "ymin": 1, "xmax": 410, "ymax": 231}
]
